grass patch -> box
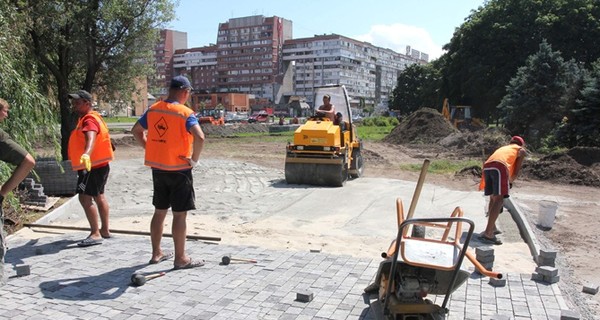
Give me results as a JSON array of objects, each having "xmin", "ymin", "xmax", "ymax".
[
  {"xmin": 104, "ymin": 116, "xmax": 137, "ymax": 123},
  {"xmin": 356, "ymin": 125, "xmax": 393, "ymax": 141},
  {"xmin": 400, "ymin": 159, "xmax": 481, "ymax": 174}
]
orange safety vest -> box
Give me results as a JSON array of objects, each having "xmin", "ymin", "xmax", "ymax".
[
  {"xmin": 478, "ymin": 144, "xmax": 522, "ymax": 190},
  {"xmin": 68, "ymin": 111, "xmax": 114, "ymax": 170},
  {"xmin": 144, "ymin": 101, "xmax": 195, "ymax": 171}
]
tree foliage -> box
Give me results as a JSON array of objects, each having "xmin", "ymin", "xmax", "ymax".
[
  {"xmin": 0, "ymin": 0, "xmax": 59, "ymax": 155},
  {"xmin": 17, "ymin": 0, "xmax": 175, "ymax": 158},
  {"xmin": 499, "ymin": 41, "xmax": 570, "ymax": 149},
  {"xmin": 390, "ymin": 63, "xmax": 442, "ymax": 116},
  {"xmin": 562, "ymin": 60, "xmax": 600, "ymax": 147},
  {"xmin": 442, "ymin": 0, "xmax": 600, "ymax": 123}
]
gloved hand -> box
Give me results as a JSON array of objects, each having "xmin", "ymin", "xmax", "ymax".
[{"xmin": 80, "ymin": 154, "xmax": 91, "ymax": 171}]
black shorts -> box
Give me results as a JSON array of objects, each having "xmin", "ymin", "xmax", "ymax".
[
  {"xmin": 77, "ymin": 164, "xmax": 110, "ymax": 196},
  {"xmin": 152, "ymin": 169, "xmax": 196, "ymax": 212}
]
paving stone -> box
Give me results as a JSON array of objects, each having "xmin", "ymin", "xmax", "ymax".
[
  {"xmin": 539, "ymin": 249, "xmax": 558, "ymax": 259},
  {"xmin": 536, "ymin": 266, "xmax": 559, "ymax": 278},
  {"xmin": 582, "ymin": 283, "xmax": 599, "ymax": 295},
  {"xmin": 560, "ymin": 309, "xmax": 581, "ymax": 320}
]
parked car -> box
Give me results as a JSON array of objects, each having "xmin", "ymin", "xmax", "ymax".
[{"xmin": 248, "ymin": 111, "xmax": 270, "ymax": 123}]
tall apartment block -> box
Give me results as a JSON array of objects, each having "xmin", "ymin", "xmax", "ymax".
[
  {"xmin": 150, "ymin": 29, "xmax": 188, "ymax": 95},
  {"xmin": 214, "ymin": 15, "xmax": 293, "ymax": 102},
  {"xmin": 166, "ymin": 15, "xmax": 428, "ymax": 112},
  {"xmin": 172, "ymin": 45, "xmax": 218, "ymax": 92},
  {"xmin": 282, "ymin": 34, "xmax": 427, "ymax": 109}
]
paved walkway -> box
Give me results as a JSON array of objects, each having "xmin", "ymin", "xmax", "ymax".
[{"xmin": 2, "ymin": 231, "xmax": 568, "ymax": 319}]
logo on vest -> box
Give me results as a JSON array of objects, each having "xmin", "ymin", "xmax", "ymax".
[{"xmin": 154, "ymin": 117, "xmax": 169, "ymax": 137}]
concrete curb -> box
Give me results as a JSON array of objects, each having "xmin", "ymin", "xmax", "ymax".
[
  {"xmin": 504, "ymin": 197, "xmax": 541, "ymax": 264},
  {"xmin": 33, "ymin": 195, "xmax": 80, "ymax": 225}
]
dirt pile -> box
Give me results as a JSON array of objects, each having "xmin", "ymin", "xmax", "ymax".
[
  {"xmin": 383, "ymin": 108, "xmax": 511, "ymax": 159},
  {"xmin": 522, "ymin": 147, "xmax": 600, "ymax": 187},
  {"xmin": 383, "ymin": 108, "xmax": 457, "ymax": 144}
]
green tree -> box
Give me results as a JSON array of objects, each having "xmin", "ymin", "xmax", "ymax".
[
  {"xmin": 565, "ymin": 59, "xmax": 600, "ymax": 147},
  {"xmin": 498, "ymin": 40, "xmax": 568, "ymax": 149},
  {"xmin": 443, "ymin": 0, "xmax": 600, "ymax": 123},
  {"xmin": 0, "ymin": 0, "xmax": 59, "ymax": 153},
  {"xmin": 18, "ymin": 0, "xmax": 175, "ymax": 158},
  {"xmin": 390, "ymin": 63, "xmax": 442, "ymax": 116}
]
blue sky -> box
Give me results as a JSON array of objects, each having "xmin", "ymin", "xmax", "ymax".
[{"xmin": 169, "ymin": 0, "xmax": 485, "ymax": 60}]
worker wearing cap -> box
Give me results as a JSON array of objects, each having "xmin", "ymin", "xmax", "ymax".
[
  {"xmin": 67, "ymin": 89, "xmax": 114, "ymax": 247},
  {"xmin": 479, "ymin": 136, "xmax": 526, "ymax": 245},
  {"xmin": 132, "ymin": 75, "xmax": 206, "ymax": 270}
]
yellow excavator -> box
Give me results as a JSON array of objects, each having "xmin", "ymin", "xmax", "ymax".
[
  {"xmin": 441, "ymin": 98, "xmax": 484, "ymax": 130},
  {"xmin": 284, "ymin": 85, "xmax": 363, "ymax": 187}
]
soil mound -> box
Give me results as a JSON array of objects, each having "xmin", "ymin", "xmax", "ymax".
[
  {"xmin": 383, "ymin": 108, "xmax": 457, "ymax": 144},
  {"xmin": 522, "ymin": 148, "xmax": 600, "ymax": 187}
]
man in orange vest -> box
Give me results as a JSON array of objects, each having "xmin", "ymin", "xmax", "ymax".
[
  {"xmin": 68, "ymin": 90, "xmax": 114, "ymax": 247},
  {"xmin": 479, "ymin": 136, "xmax": 526, "ymax": 245},
  {"xmin": 131, "ymin": 75, "xmax": 206, "ymax": 269}
]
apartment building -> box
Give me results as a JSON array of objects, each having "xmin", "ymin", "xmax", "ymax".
[
  {"xmin": 149, "ymin": 29, "xmax": 188, "ymax": 95},
  {"xmin": 160, "ymin": 17, "xmax": 428, "ymax": 113},
  {"xmin": 282, "ymin": 34, "xmax": 427, "ymax": 109},
  {"xmin": 214, "ymin": 15, "xmax": 293, "ymax": 102},
  {"xmin": 172, "ymin": 45, "xmax": 218, "ymax": 91}
]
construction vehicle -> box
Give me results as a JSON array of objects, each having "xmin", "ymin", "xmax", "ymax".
[
  {"xmin": 284, "ymin": 85, "xmax": 363, "ymax": 187},
  {"xmin": 197, "ymin": 109, "xmax": 225, "ymax": 125},
  {"xmin": 441, "ymin": 98, "xmax": 485, "ymax": 130},
  {"xmin": 366, "ymin": 160, "xmax": 502, "ymax": 319}
]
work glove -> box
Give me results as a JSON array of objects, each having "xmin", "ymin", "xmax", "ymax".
[{"xmin": 80, "ymin": 154, "xmax": 91, "ymax": 172}]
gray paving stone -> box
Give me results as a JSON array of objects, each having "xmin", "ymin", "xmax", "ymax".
[{"xmin": 1, "ymin": 233, "xmax": 570, "ymax": 319}]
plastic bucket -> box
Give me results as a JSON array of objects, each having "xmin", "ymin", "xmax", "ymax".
[{"xmin": 538, "ymin": 200, "xmax": 559, "ymax": 229}]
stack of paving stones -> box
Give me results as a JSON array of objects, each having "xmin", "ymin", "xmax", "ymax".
[
  {"xmin": 29, "ymin": 158, "xmax": 77, "ymax": 196},
  {"xmin": 532, "ymin": 249, "xmax": 560, "ymax": 284},
  {"xmin": 18, "ymin": 178, "xmax": 48, "ymax": 207},
  {"xmin": 475, "ymin": 247, "xmax": 507, "ymax": 287},
  {"xmin": 533, "ymin": 250, "xmax": 583, "ymax": 320},
  {"xmin": 538, "ymin": 249, "xmax": 557, "ymax": 267}
]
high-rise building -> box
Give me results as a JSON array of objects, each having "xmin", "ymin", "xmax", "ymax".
[
  {"xmin": 172, "ymin": 45, "xmax": 218, "ymax": 92},
  {"xmin": 214, "ymin": 15, "xmax": 293, "ymax": 102},
  {"xmin": 282, "ymin": 34, "xmax": 427, "ymax": 110},
  {"xmin": 149, "ymin": 29, "xmax": 188, "ymax": 95}
]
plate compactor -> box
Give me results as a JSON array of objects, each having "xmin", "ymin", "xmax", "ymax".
[{"xmin": 365, "ymin": 160, "xmax": 502, "ymax": 320}]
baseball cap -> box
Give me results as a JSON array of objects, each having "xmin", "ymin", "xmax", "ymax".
[
  {"xmin": 170, "ymin": 75, "xmax": 193, "ymax": 90},
  {"xmin": 510, "ymin": 135, "xmax": 525, "ymax": 146},
  {"xmin": 68, "ymin": 90, "xmax": 92, "ymax": 102}
]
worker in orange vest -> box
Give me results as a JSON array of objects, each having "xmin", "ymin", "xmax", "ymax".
[
  {"xmin": 132, "ymin": 75, "xmax": 206, "ymax": 269},
  {"xmin": 68, "ymin": 90, "xmax": 114, "ymax": 247},
  {"xmin": 479, "ymin": 136, "xmax": 526, "ymax": 245}
]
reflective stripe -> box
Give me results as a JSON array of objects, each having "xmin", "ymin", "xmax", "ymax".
[{"xmin": 144, "ymin": 160, "xmax": 191, "ymax": 171}]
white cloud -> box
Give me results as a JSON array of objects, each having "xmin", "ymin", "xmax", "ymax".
[{"xmin": 354, "ymin": 23, "xmax": 444, "ymax": 61}]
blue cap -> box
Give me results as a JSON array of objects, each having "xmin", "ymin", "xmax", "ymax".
[{"xmin": 170, "ymin": 75, "xmax": 193, "ymax": 90}]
